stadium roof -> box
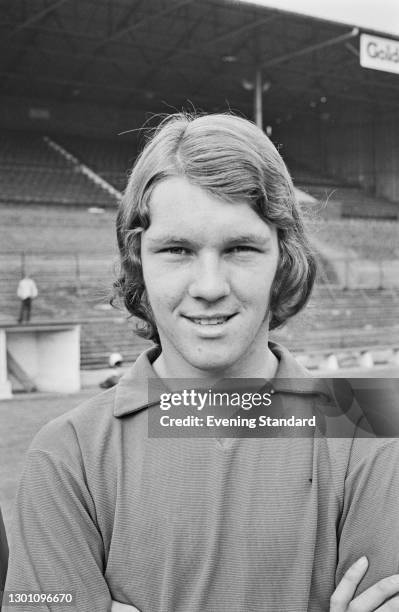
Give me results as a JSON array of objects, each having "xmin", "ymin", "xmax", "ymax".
[{"xmin": 1, "ymin": 0, "xmax": 399, "ymax": 123}]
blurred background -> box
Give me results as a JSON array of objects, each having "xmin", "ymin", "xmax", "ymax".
[{"xmin": 0, "ymin": 0, "xmax": 398, "ymax": 529}]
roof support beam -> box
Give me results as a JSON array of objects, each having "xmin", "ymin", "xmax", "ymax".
[{"xmin": 261, "ymin": 27, "xmax": 359, "ymax": 69}]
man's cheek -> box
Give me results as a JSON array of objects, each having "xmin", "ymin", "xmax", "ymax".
[{"xmin": 146, "ymin": 289, "xmax": 175, "ymax": 314}]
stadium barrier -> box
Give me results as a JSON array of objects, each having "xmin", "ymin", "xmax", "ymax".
[{"xmin": 296, "ymin": 344, "xmax": 399, "ymax": 372}]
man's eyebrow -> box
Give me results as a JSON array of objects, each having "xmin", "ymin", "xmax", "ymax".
[
  {"xmin": 225, "ymin": 233, "xmax": 272, "ymax": 244},
  {"xmin": 145, "ymin": 234, "xmax": 192, "ymax": 246},
  {"xmin": 145, "ymin": 232, "xmax": 272, "ymax": 246}
]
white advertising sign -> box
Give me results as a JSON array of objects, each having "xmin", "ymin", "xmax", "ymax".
[{"xmin": 360, "ymin": 33, "xmax": 399, "ymax": 75}]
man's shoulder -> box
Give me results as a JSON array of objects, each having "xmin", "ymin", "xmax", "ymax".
[
  {"xmin": 349, "ymin": 436, "xmax": 399, "ymax": 469},
  {"xmin": 30, "ymin": 386, "xmax": 120, "ymax": 461},
  {"xmin": 31, "ymin": 349, "xmax": 156, "ymax": 459}
]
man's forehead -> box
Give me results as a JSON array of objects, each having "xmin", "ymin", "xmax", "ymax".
[
  {"xmin": 146, "ymin": 178, "xmax": 275, "ymax": 240},
  {"xmin": 148, "ymin": 176, "xmax": 254, "ymax": 213}
]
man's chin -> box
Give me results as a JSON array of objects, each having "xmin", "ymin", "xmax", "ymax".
[{"xmin": 184, "ymin": 352, "xmax": 237, "ymax": 376}]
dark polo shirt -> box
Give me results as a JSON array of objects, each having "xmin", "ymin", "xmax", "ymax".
[{"xmin": 4, "ymin": 343, "xmax": 399, "ymax": 611}]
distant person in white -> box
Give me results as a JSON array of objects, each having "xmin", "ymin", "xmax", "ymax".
[{"xmin": 17, "ymin": 274, "xmax": 38, "ymax": 323}]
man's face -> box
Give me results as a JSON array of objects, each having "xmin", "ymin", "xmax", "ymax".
[{"xmin": 140, "ymin": 177, "xmax": 279, "ymax": 377}]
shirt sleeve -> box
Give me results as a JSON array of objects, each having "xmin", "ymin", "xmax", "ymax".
[
  {"xmin": 336, "ymin": 437, "xmax": 399, "ymax": 594},
  {"xmin": 3, "ymin": 447, "xmax": 112, "ymax": 612}
]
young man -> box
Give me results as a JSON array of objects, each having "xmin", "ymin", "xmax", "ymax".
[{"xmin": 4, "ymin": 114, "xmax": 399, "ymax": 611}]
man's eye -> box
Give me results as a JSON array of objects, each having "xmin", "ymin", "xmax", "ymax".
[
  {"xmin": 228, "ymin": 246, "xmax": 258, "ymax": 253},
  {"xmin": 163, "ymin": 247, "xmax": 190, "ymax": 255}
]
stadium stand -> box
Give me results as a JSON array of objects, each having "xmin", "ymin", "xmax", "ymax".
[
  {"xmin": 313, "ymin": 219, "xmax": 399, "ymax": 259},
  {"xmin": 287, "ymin": 286, "xmax": 399, "ymax": 334},
  {"xmin": 55, "ymin": 134, "xmax": 136, "ymax": 192},
  {"xmin": 309, "ymin": 185, "xmax": 399, "ymax": 220},
  {"xmin": 291, "ymin": 164, "xmax": 399, "ymax": 220},
  {"xmin": 80, "ymin": 319, "xmax": 152, "ymax": 367},
  {"xmin": 0, "ymin": 129, "xmax": 65, "ymax": 168},
  {"xmin": 0, "ymin": 130, "xmax": 118, "ymax": 207},
  {"xmin": 0, "ymin": 203, "xmax": 117, "ymax": 253}
]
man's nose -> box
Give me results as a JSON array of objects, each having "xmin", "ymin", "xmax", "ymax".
[{"xmin": 188, "ymin": 253, "xmax": 230, "ymax": 301}]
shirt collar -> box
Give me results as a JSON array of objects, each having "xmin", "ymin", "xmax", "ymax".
[{"xmin": 113, "ymin": 341, "xmax": 331, "ymax": 418}]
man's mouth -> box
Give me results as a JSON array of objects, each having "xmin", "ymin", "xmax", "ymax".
[{"xmin": 184, "ymin": 314, "xmax": 236, "ymax": 326}]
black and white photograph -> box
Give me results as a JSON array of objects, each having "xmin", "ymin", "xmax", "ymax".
[{"xmin": 0, "ymin": 1, "xmax": 399, "ymax": 610}]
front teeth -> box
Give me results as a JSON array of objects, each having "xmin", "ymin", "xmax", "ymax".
[{"xmin": 192, "ymin": 317, "xmax": 228, "ymax": 325}]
